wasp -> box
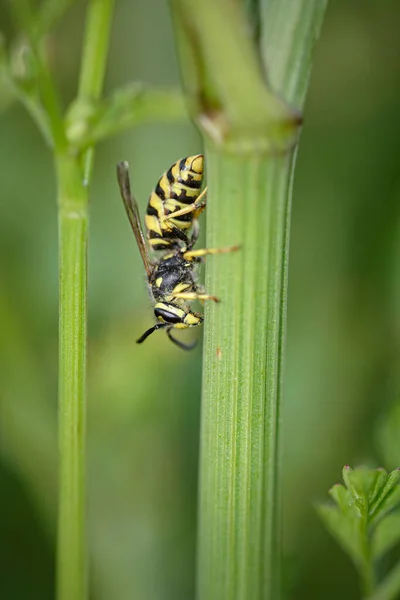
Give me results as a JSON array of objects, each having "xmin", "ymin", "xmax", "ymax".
[{"xmin": 116, "ymin": 155, "xmax": 239, "ymax": 350}]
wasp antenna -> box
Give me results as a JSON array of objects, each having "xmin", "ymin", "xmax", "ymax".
[
  {"xmin": 166, "ymin": 329, "xmax": 198, "ymax": 351},
  {"xmin": 136, "ymin": 323, "xmax": 167, "ymax": 344}
]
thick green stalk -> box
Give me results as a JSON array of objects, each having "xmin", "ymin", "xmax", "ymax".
[
  {"xmin": 56, "ymin": 154, "xmax": 89, "ymax": 600},
  {"xmin": 169, "ymin": 1, "xmax": 328, "ymax": 599},
  {"xmin": 169, "ymin": 0, "xmax": 300, "ymax": 153},
  {"xmin": 260, "ymin": 0, "xmax": 329, "ymax": 106},
  {"xmin": 198, "ymin": 148, "xmax": 293, "ymax": 600}
]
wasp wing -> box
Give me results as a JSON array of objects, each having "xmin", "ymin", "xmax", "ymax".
[{"xmin": 116, "ymin": 161, "xmax": 153, "ymax": 279}]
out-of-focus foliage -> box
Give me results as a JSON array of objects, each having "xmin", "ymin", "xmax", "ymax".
[
  {"xmin": 0, "ymin": 1, "xmax": 400, "ymax": 599},
  {"xmin": 318, "ymin": 466, "xmax": 400, "ymax": 596},
  {"xmin": 376, "ymin": 401, "xmax": 400, "ymax": 471}
]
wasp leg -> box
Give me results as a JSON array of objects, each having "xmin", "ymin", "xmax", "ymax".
[
  {"xmin": 173, "ymin": 292, "xmax": 220, "ymax": 303},
  {"xmin": 183, "ymin": 244, "xmax": 240, "ymax": 260},
  {"xmin": 166, "ymin": 328, "xmax": 198, "ymax": 351},
  {"xmin": 161, "ymin": 187, "xmax": 208, "ymax": 222}
]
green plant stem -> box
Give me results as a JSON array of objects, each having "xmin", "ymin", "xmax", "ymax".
[
  {"xmin": 85, "ymin": 86, "xmax": 186, "ymax": 143},
  {"xmin": 360, "ymin": 564, "xmax": 376, "ymax": 599},
  {"xmin": 358, "ymin": 522, "xmax": 376, "ymax": 598},
  {"xmin": 168, "ymin": 1, "xmax": 328, "ymax": 599},
  {"xmin": 261, "ymin": 0, "xmax": 329, "ymax": 107},
  {"xmin": 66, "ymin": 85, "xmax": 187, "ymax": 148},
  {"xmin": 8, "ymin": 3, "xmax": 66, "ymax": 149},
  {"xmin": 77, "ymin": 0, "xmax": 115, "ymax": 183},
  {"xmin": 56, "ymin": 2, "xmax": 114, "ymax": 600},
  {"xmin": 36, "ymin": 53, "xmax": 67, "ymax": 150},
  {"xmin": 78, "ymin": 0, "xmax": 114, "ymax": 100},
  {"xmin": 34, "ymin": 0, "xmax": 78, "ymax": 40},
  {"xmin": 56, "ymin": 153, "xmax": 89, "ymax": 600},
  {"xmin": 197, "ymin": 147, "xmax": 293, "ymax": 600},
  {"xmin": 169, "ymin": 0, "xmax": 299, "ymax": 152}
]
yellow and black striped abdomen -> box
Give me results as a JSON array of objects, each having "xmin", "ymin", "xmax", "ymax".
[{"xmin": 145, "ymin": 155, "xmax": 204, "ymax": 251}]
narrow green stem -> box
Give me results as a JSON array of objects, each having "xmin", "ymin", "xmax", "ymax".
[
  {"xmin": 36, "ymin": 51, "xmax": 67, "ymax": 150},
  {"xmin": 359, "ymin": 556, "xmax": 376, "ymax": 598},
  {"xmin": 74, "ymin": 86, "xmax": 187, "ymax": 147},
  {"xmin": 34, "ymin": 0, "xmax": 78, "ymax": 40},
  {"xmin": 360, "ymin": 565, "xmax": 376, "ymax": 599},
  {"xmin": 56, "ymin": 153, "xmax": 88, "ymax": 600},
  {"xmin": 56, "ymin": 2, "xmax": 115, "ymax": 599},
  {"xmin": 197, "ymin": 148, "xmax": 293, "ymax": 600},
  {"xmin": 8, "ymin": 3, "xmax": 66, "ymax": 149},
  {"xmin": 358, "ymin": 519, "xmax": 376, "ymax": 598},
  {"xmin": 2, "ymin": 73, "xmax": 53, "ymax": 147},
  {"xmin": 77, "ymin": 0, "xmax": 115, "ymax": 183},
  {"xmin": 77, "ymin": 0, "xmax": 115, "ymax": 100}
]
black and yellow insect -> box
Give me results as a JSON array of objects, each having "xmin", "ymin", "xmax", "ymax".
[
  {"xmin": 116, "ymin": 155, "xmax": 238, "ymax": 350},
  {"xmin": 145, "ymin": 154, "xmax": 207, "ymax": 253}
]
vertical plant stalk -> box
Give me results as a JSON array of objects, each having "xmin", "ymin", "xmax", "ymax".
[
  {"xmin": 57, "ymin": 155, "xmax": 89, "ymax": 600},
  {"xmin": 198, "ymin": 148, "xmax": 293, "ymax": 600},
  {"xmin": 169, "ymin": 1, "xmax": 328, "ymax": 599},
  {"xmin": 359, "ymin": 527, "xmax": 376, "ymax": 598},
  {"xmin": 76, "ymin": 0, "xmax": 115, "ymax": 183},
  {"xmin": 57, "ymin": 1, "xmax": 114, "ymax": 599}
]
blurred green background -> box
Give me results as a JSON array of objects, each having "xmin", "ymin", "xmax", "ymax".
[{"xmin": 1, "ymin": 1, "xmax": 400, "ymax": 598}]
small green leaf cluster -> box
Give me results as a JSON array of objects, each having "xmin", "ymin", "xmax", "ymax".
[
  {"xmin": 0, "ymin": 1, "xmax": 185, "ymax": 156},
  {"xmin": 65, "ymin": 85, "xmax": 186, "ymax": 150},
  {"xmin": 318, "ymin": 466, "xmax": 400, "ymax": 599}
]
